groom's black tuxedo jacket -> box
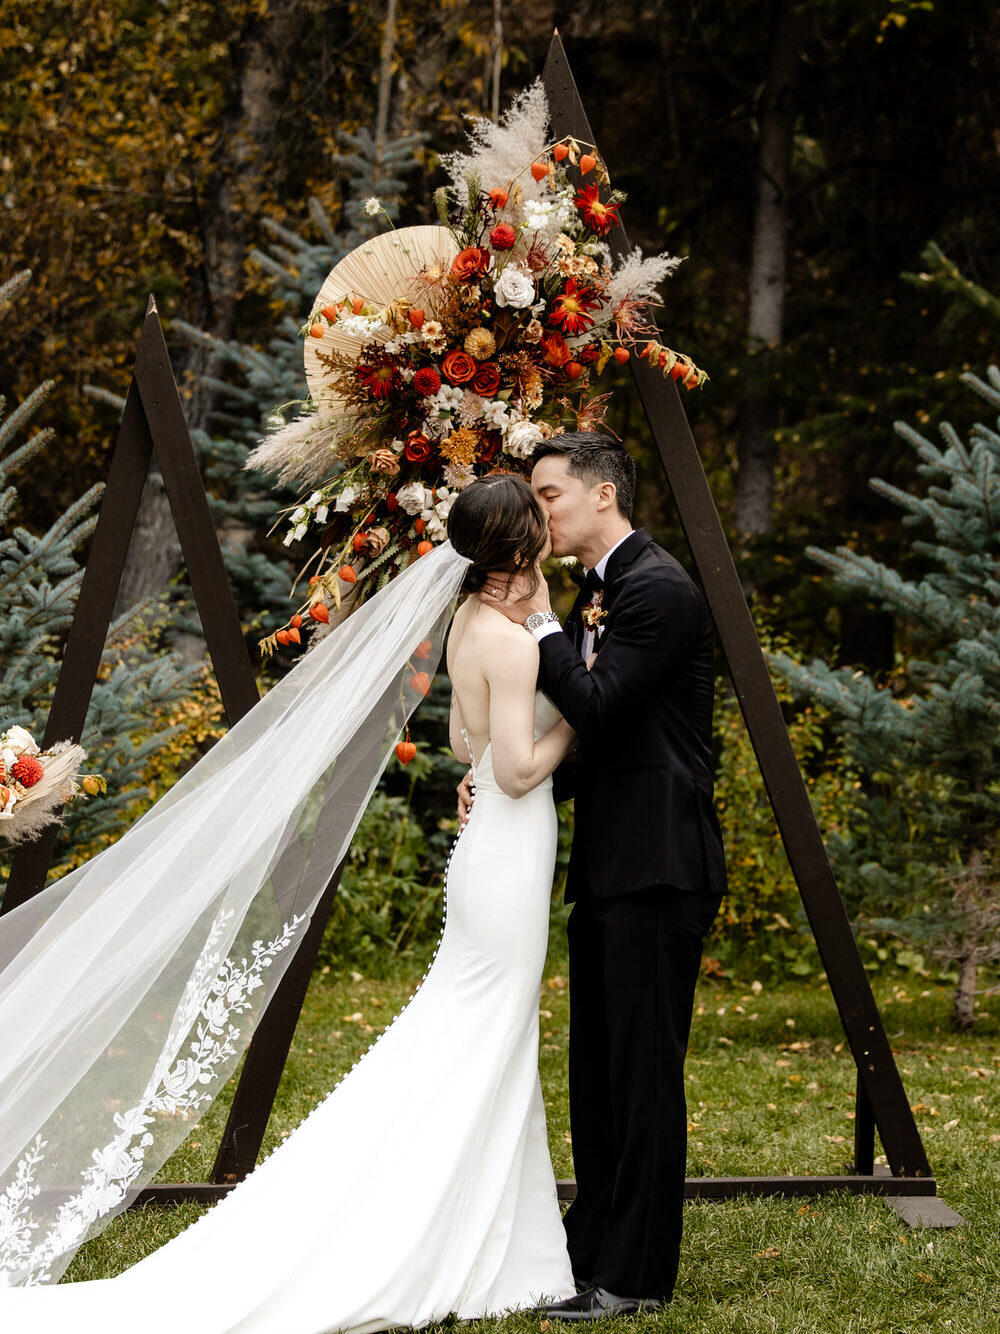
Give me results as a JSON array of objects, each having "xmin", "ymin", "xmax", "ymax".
[{"xmin": 537, "ymin": 528, "xmax": 727, "ymax": 902}]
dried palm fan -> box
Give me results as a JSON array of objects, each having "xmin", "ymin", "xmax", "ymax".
[{"xmin": 304, "ymin": 225, "xmax": 459, "ymax": 422}]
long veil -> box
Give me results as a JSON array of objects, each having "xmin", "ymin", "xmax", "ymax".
[{"xmin": 0, "ymin": 540, "xmax": 471, "ymax": 1286}]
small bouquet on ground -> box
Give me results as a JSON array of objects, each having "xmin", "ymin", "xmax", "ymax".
[
  {"xmin": 0, "ymin": 725, "xmax": 103, "ymax": 845},
  {"xmin": 249, "ymin": 80, "xmax": 707, "ymax": 652}
]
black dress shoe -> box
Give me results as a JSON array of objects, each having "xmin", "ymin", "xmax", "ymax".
[{"xmin": 537, "ymin": 1284, "xmax": 665, "ymax": 1321}]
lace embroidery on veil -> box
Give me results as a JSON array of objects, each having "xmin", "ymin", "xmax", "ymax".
[{"xmin": 0, "ymin": 910, "xmax": 306, "ymax": 1285}]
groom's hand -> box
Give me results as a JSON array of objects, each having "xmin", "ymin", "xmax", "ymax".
[
  {"xmin": 477, "ymin": 567, "xmax": 552, "ymax": 625},
  {"xmin": 457, "ymin": 769, "xmax": 474, "ymax": 827}
]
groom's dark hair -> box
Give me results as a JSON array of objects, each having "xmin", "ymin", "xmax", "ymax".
[
  {"xmin": 447, "ymin": 474, "xmax": 549, "ymax": 595},
  {"xmin": 532, "ymin": 432, "xmax": 635, "ymax": 519}
]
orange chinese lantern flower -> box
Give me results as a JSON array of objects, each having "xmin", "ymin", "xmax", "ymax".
[
  {"xmin": 395, "ymin": 739, "xmax": 417, "ymax": 765},
  {"xmin": 409, "ymin": 671, "xmax": 431, "ymax": 696}
]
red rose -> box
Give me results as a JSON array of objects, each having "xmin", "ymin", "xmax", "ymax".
[
  {"xmin": 404, "ymin": 431, "xmax": 432, "ymax": 463},
  {"xmin": 450, "ymin": 246, "xmax": 492, "ymax": 279},
  {"xmin": 541, "ymin": 332, "xmax": 571, "ymax": 368},
  {"xmin": 472, "ymin": 362, "xmax": 501, "ymax": 397},
  {"xmin": 385, "ymin": 491, "xmax": 400, "ymax": 512},
  {"xmin": 412, "ymin": 367, "xmax": 442, "ymax": 396},
  {"xmin": 441, "ymin": 350, "xmax": 477, "ymax": 384},
  {"xmin": 489, "ymin": 223, "xmax": 517, "ymax": 251}
]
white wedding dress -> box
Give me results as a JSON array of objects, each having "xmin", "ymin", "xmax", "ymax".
[{"xmin": 0, "ymin": 693, "xmax": 575, "ymax": 1334}]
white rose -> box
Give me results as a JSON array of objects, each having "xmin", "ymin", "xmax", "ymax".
[
  {"xmin": 425, "ymin": 515, "xmax": 448, "ymax": 542},
  {"xmin": 1, "ymin": 725, "xmax": 38, "ymax": 756},
  {"xmin": 505, "ymin": 420, "xmax": 544, "ymax": 459},
  {"xmin": 493, "ymin": 266, "xmax": 536, "ymax": 309},
  {"xmin": 396, "ymin": 481, "xmax": 427, "ymax": 515}
]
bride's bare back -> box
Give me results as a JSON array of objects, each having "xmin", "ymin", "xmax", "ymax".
[{"xmin": 447, "ymin": 597, "xmax": 574, "ymax": 800}]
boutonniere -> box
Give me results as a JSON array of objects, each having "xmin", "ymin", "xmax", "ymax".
[{"xmin": 581, "ymin": 590, "xmax": 607, "ymax": 633}]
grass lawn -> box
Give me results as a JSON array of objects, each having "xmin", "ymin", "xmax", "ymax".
[{"xmin": 65, "ymin": 912, "xmax": 1000, "ymax": 1333}]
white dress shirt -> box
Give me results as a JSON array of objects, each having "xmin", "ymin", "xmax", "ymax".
[{"xmin": 531, "ymin": 531, "xmax": 634, "ymax": 657}]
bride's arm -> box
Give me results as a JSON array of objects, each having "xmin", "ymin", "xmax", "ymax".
[{"xmin": 485, "ymin": 626, "xmax": 575, "ymax": 799}]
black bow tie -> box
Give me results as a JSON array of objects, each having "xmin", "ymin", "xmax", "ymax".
[{"xmin": 582, "ymin": 568, "xmax": 604, "ymax": 597}]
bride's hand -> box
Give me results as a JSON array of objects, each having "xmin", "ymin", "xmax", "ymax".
[
  {"xmin": 477, "ymin": 563, "xmax": 551, "ymax": 625},
  {"xmin": 585, "ymin": 652, "xmax": 598, "ymax": 670}
]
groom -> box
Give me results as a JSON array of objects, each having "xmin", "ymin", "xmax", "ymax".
[{"xmin": 469, "ymin": 431, "xmax": 726, "ymax": 1317}]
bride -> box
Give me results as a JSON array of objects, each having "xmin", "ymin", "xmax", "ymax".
[{"xmin": 0, "ymin": 473, "xmax": 580, "ymax": 1331}]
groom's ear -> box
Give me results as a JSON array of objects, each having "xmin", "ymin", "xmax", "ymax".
[{"xmin": 595, "ymin": 481, "xmax": 618, "ymax": 512}]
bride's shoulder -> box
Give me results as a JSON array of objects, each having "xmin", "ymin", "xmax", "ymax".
[{"xmin": 454, "ymin": 600, "xmax": 537, "ymax": 668}]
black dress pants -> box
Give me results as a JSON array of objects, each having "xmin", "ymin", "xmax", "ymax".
[{"xmin": 562, "ymin": 885, "xmax": 722, "ymax": 1300}]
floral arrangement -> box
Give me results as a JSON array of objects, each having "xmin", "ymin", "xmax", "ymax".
[
  {"xmin": 0, "ymin": 725, "xmax": 103, "ymax": 845},
  {"xmin": 249, "ymin": 81, "xmax": 705, "ymax": 652}
]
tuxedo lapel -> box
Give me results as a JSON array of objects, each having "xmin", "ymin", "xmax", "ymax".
[{"xmin": 601, "ymin": 528, "xmax": 651, "ymax": 614}]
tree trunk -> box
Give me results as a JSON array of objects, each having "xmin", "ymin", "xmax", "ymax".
[
  {"xmin": 952, "ymin": 951, "xmax": 978, "ymax": 1031},
  {"xmin": 374, "ymin": 0, "xmax": 399, "ymax": 186},
  {"xmin": 735, "ymin": 0, "xmax": 799, "ymax": 537},
  {"xmin": 187, "ymin": 0, "xmax": 312, "ymax": 432},
  {"xmin": 489, "ymin": 0, "xmax": 503, "ymax": 121},
  {"xmin": 117, "ymin": 1, "xmax": 310, "ymax": 617},
  {"xmin": 951, "ymin": 846, "xmax": 986, "ymax": 1030}
]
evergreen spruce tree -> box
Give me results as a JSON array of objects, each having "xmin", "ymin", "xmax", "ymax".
[
  {"xmin": 173, "ymin": 130, "xmax": 422, "ymax": 646},
  {"xmin": 1, "ymin": 272, "xmax": 197, "ymax": 888},
  {"xmin": 770, "ymin": 363, "xmax": 1000, "ymax": 1029}
]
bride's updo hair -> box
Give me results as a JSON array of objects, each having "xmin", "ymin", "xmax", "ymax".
[{"xmin": 447, "ymin": 474, "xmax": 549, "ymax": 596}]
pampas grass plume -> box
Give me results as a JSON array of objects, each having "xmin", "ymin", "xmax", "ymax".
[{"xmin": 246, "ymin": 415, "xmax": 348, "ymax": 489}]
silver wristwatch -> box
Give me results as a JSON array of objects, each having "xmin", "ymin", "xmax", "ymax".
[{"xmin": 525, "ymin": 611, "xmax": 560, "ymax": 634}]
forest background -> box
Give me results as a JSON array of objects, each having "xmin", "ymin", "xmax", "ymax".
[{"xmin": 2, "ymin": 0, "xmax": 999, "ymax": 1006}]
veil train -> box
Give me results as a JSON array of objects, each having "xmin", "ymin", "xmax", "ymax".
[{"xmin": 0, "ymin": 541, "xmax": 470, "ymax": 1287}]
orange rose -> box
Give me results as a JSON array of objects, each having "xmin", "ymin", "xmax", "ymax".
[
  {"xmin": 404, "ymin": 431, "xmax": 432, "ymax": 463},
  {"xmin": 450, "ymin": 246, "xmax": 492, "ymax": 280},
  {"xmin": 441, "ymin": 350, "xmax": 478, "ymax": 384}
]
